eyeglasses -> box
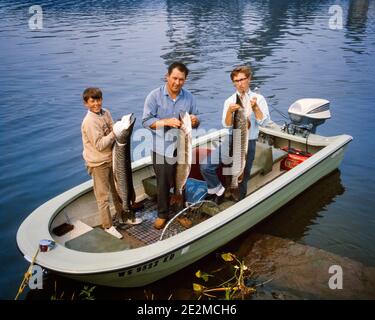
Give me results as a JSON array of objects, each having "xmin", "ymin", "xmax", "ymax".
[{"xmin": 233, "ymin": 77, "xmax": 249, "ymax": 84}]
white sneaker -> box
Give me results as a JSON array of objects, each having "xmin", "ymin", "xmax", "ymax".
[
  {"xmin": 125, "ymin": 217, "xmax": 143, "ymax": 225},
  {"xmin": 105, "ymin": 226, "xmax": 123, "ymax": 239}
]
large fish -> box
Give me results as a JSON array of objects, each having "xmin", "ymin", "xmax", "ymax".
[
  {"xmin": 229, "ymin": 94, "xmax": 249, "ymax": 197},
  {"xmin": 113, "ymin": 114, "xmax": 141, "ymax": 224},
  {"xmin": 171, "ymin": 111, "xmax": 192, "ymax": 212}
]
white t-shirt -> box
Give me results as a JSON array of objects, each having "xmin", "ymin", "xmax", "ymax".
[{"xmin": 221, "ymin": 89, "xmax": 270, "ymax": 140}]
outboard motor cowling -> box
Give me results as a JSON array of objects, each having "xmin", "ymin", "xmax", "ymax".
[{"xmin": 288, "ymin": 98, "xmax": 331, "ymax": 133}]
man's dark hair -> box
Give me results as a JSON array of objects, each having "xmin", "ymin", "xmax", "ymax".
[
  {"xmin": 168, "ymin": 62, "xmax": 189, "ymax": 78},
  {"xmin": 230, "ymin": 65, "xmax": 252, "ymax": 81},
  {"xmin": 82, "ymin": 87, "xmax": 103, "ymax": 102}
]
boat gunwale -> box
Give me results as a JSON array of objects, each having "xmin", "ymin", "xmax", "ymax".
[
  {"xmin": 69, "ymin": 135, "xmax": 352, "ymax": 276},
  {"xmin": 16, "ymin": 128, "xmax": 353, "ymax": 275}
]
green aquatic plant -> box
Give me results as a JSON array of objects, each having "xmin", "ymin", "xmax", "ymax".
[
  {"xmin": 195, "ymin": 270, "xmax": 214, "ymax": 282},
  {"xmin": 50, "ymin": 281, "xmax": 66, "ymax": 300},
  {"xmin": 49, "ymin": 281, "xmax": 95, "ymax": 300},
  {"xmin": 193, "ymin": 252, "xmax": 256, "ymax": 300},
  {"xmin": 79, "ymin": 285, "xmax": 96, "ymax": 300},
  {"xmin": 143, "ymin": 289, "xmax": 173, "ymax": 300}
]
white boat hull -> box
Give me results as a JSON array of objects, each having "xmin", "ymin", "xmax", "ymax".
[{"xmin": 16, "ymin": 124, "xmax": 352, "ymax": 287}]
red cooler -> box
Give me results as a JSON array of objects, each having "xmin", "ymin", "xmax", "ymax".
[{"xmin": 280, "ymin": 147, "xmax": 312, "ymax": 171}]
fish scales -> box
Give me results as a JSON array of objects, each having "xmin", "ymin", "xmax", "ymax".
[
  {"xmin": 171, "ymin": 112, "xmax": 193, "ymax": 212},
  {"xmin": 230, "ymin": 94, "xmax": 249, "ymax": 188},
  {"xmin": 175, "ymin": 112, "xmax": 192, "ymax": 194},
  {"xmin": 113, "ymin": 114, "xmax": 136, "ymax": 221}
]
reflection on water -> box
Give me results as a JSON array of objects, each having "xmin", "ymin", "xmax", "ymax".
[
  {"xmin": 345, "ymin": 0, "xmax": 370, "ymax": 54},
  {"xmin": 253, "ymin": 170, "xmax": 345, "ymax": 241},
  {"xmin": 347, "ymin": 0, "xmax": 370, "ymax": 34},
  {"xmin": 161, "ymin": 0, "xmax": 331, "ymax": 90},
  {"xmin": 1, "ymin": 0, "xmax": 375, "ymax": 299}
]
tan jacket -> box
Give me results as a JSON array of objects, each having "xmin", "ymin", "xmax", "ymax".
[{"xmin": 81, "ymin": 108, "xmax": 116, "ymax": 167}]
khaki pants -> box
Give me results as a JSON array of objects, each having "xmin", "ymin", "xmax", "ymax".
[{"xmin": 88, "ymin": 163, "xmax": 123, "ymax": 229}]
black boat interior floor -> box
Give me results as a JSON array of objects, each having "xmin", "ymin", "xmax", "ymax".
[
  {"xmin": 117, "ymin": 198, "xmax": 234, "ymax": 247},
  {"xmin": 118, "ymin": 198, "xmax": 186, "ymax": 246}
]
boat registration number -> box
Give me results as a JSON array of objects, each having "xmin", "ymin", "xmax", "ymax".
[{"xmin": 117, "ymin": 252, "xmax": 175, "ymax": 277}]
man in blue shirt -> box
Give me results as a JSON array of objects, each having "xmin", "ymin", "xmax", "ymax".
[
  {"xmin": 200, "ymin": 65, "xmax": 270, "ymax": 202},
  {"xmin": 142, "ymin": 62, "xmax": 199, "ymax": 229}
]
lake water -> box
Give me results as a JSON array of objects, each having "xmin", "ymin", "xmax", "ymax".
[{"xmin": 1, "ymin": 0, "xmax": 374, "ymax": 299}]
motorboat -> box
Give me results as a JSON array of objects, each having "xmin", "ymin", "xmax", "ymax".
[{"xmin": 16, "ymin": 98, "xmax": 352, "ymax": 287}]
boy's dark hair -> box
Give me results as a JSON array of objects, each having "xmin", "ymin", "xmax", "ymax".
[
  {"xmin": 230, "ymin": 66, "xmax": 252, "ymax": 81},
  {"xmin": 82, "ymin": 87, "xmax": 103, "ymax": 102},
  {"xmin": 168, "ymin": 62, "xmax": 189, "ymax": 78}
]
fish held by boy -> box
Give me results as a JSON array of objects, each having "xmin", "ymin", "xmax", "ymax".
[{"xmin": 113, "ymin": 114, "xmax": 142, "ymax": 225}]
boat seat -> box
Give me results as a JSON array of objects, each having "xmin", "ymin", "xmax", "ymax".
[
  {"xmin": 190, "ymin": 144, "xmax": 275, "ymax": 180},
  {"xmin": 253, "ymin": 142, "xmax": 273, "ymax": 175},
  {"xmin": 272, "ymin": 146, "xmax": 288, "ymax": 163},
  {"xmin": 252, "ymin": 142, "xmax": 288, "ymax": 175},
  {"xmin": 65, "ymin": 227, "xmax": 131, "ymax": 253},
  {"xmin": 249, "ymin": 164, "xmax": 263, "ymax": 178},
  {"xmin": 142, "ymin": 176, "xmax": 158, "ymax": 199},
  {"xmin": 142, "ymin": 144, "xmax": 288, "ymax": 199}
]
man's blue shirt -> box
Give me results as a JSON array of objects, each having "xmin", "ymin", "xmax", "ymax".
[{"xmin": 142, "ymin": 84, "xmax": 198, "ymax": 157}]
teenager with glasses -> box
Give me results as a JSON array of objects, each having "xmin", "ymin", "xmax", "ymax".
[{"xmin": 200, "ymin": 65, "xmax": 270, "ymax": 202}]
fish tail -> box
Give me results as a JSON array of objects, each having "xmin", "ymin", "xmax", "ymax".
[
  {"xmin": 229, "ymin": 187, "xmax": 240, "ymax": 202},
  {"xmin": 171, "ymin": 193, "xmax": 184, "ymax": 213},
  {"xmin": 122, "ymin": 209, "xmax": 135, "ymax": 221}
]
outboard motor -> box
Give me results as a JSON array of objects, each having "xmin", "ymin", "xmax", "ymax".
[{"xmin": 284, "ymin": 98, "xmax": 331, "ymax": 136}]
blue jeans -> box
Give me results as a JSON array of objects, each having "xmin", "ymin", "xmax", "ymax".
[
  {"xmin": 239, "ymin": 140, "xmax": 256, "ymax": 199},
  {"xmin": 200, "ymin": 138, "xmax": 256, "ymax": 200}
]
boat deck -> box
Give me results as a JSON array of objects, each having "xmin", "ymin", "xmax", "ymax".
[
  {"xmin": 118, "ymin": 199, "xmax": 164, "ymax": 246},
  {"xmin": 62, "ymin": 197, "xmax": 224, "ymax": 252},
  {"xmin": 118, "ymin": 197, "xmax": 226, "ymax": 247},
  {"xmin": 52, "ymin": 141, "xmax": 291, "ymax": 252}
]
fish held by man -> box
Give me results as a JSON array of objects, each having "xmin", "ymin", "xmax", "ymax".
[
  {"xmin": 113, "ymin": 114, "xmax": 142, "ymax": 225},
  {"xmin": 229, "ymin": 94, "xmax": 249, "ymax": 200},
  {"xmin": 171, "ymin": 111, "xmax": 193, "ymax": 213}
]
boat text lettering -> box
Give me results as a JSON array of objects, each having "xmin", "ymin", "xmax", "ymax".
[{"xmin": 118, "ymin": 253, "xmax": 176, "ymax": 277}]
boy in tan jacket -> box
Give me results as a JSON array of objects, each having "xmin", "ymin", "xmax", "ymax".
[{"xmin": 81, "ymin": 87, "xmax": 123, "ymax": 239}]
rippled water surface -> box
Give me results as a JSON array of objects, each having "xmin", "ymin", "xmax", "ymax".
[{"xmin": 1, "ymin": 0, "xmax": 374, "ymax": 299}]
